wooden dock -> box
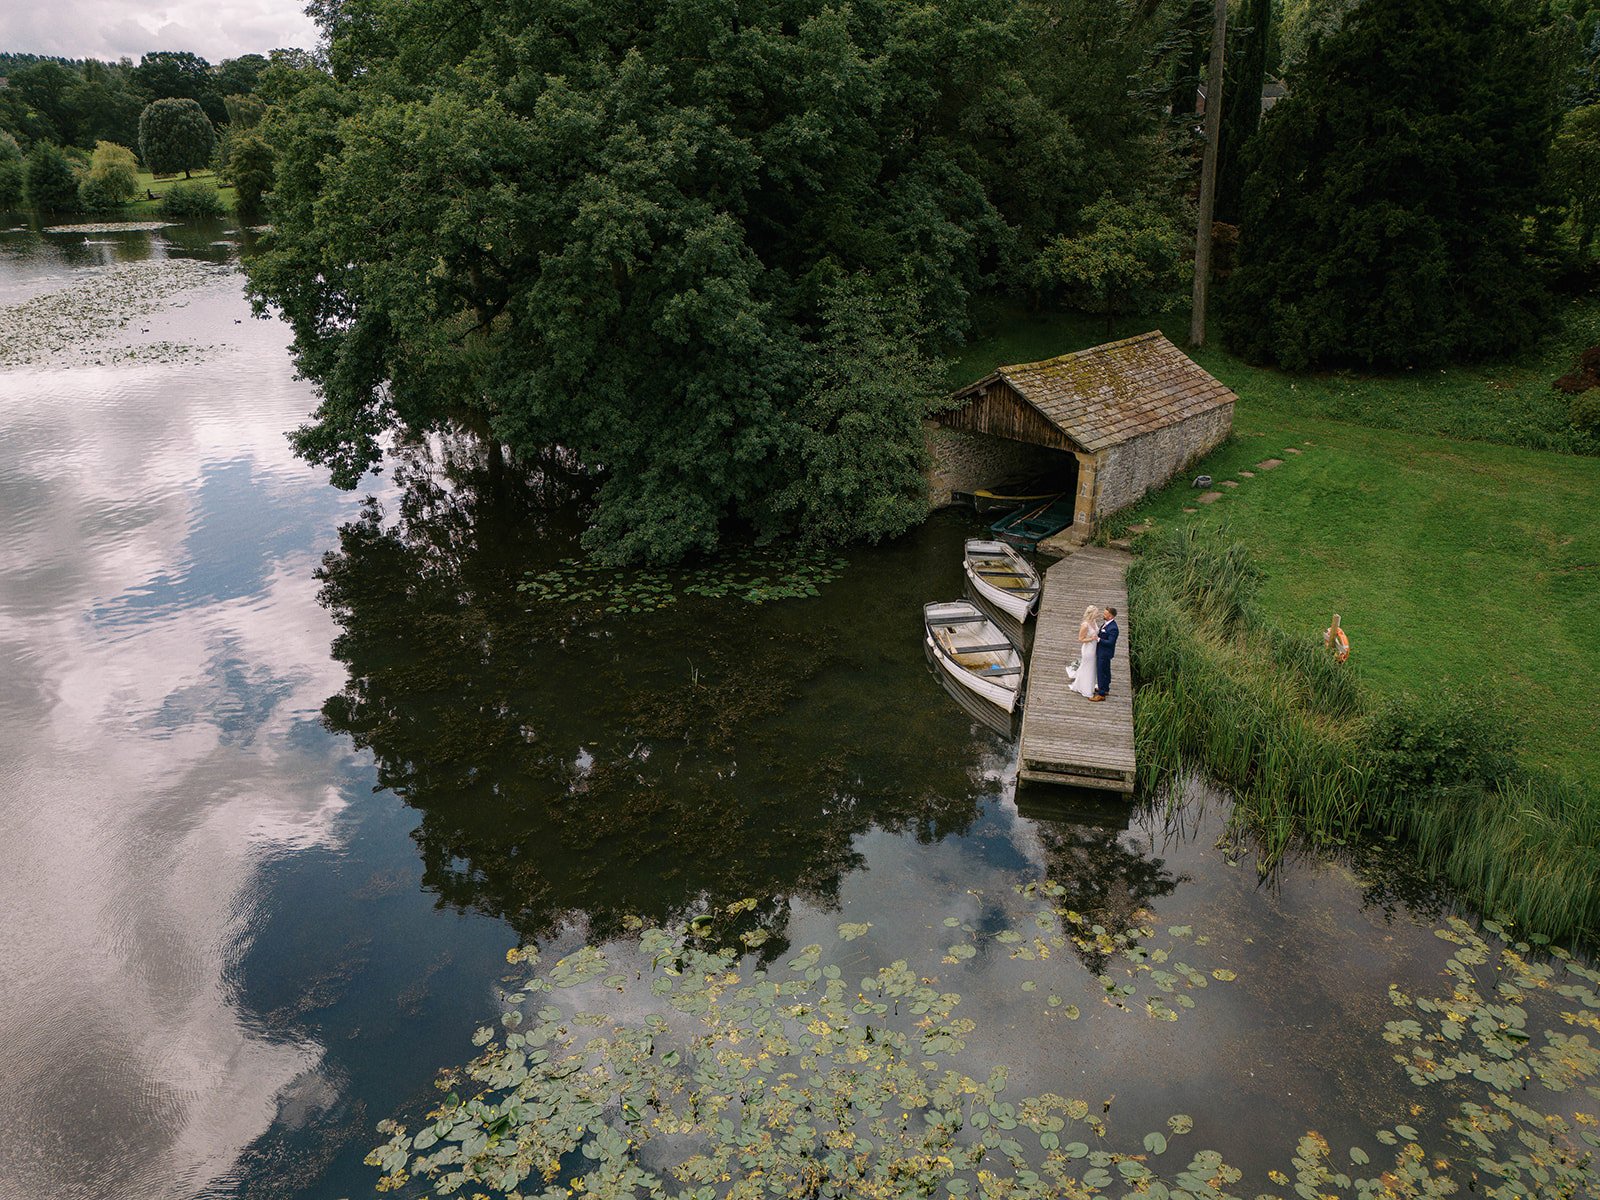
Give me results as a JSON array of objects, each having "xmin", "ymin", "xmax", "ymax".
[{"xmin": 1017, "ymin": 547, "xmax": 1136, "ymax": 794}]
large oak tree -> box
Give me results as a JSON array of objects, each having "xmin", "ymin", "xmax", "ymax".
[{"xmin": 248, "ymin": 0, "xmax": 1182, "ymax": 562}]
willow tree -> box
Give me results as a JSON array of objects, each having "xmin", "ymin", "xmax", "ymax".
[{"xmin": 247, "ymin": 0, "xmax": 1179, "ymax": 563}]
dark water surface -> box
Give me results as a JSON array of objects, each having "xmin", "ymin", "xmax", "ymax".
[{"xmin": 0, "ymin": 223, "xmax": 1590, "ymax": 1198}]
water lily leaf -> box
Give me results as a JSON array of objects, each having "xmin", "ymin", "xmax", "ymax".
[
  {"xmin": 1349, "ymin": 1146, "xmax": 1369, "ymax": 1164},
  {"xmin": 1168, "ymin": 1114, "xmax": 1193, "ymax": 1135},
  {"xmin": 838, "ymin": 922, "xmax": 871, "ymax": 941},
  {"xmin": 1144, "ymin": 1131, "xmax": 1167, "ymax": 1155},
  {"xmin": 1211, "ymin": 968, "xmax": 1237, "ymax": 982}
]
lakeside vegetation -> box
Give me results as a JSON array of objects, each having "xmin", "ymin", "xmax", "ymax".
[
  {"xmin": 951, "ymin": 295, "xmax": 1600, "ymax": 940},
  {"xmin": 1128, "ymin": 525, "xmax": 1600, "ymax": 943}
]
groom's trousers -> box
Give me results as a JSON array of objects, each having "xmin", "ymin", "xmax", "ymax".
[{"xmin": 1095, "ymin": 649, "xmax": 1112, "ymax": 696}]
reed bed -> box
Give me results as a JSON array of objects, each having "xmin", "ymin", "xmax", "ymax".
[{"xmin": 1128, "ymin": 526, "xmax": 1600, "ymax": 943}]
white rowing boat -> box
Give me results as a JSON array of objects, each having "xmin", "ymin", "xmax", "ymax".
[
  {"xmin": 962, "ymin": 539, "xmax": 1041, "ymax": 623},
  {"xmin": 923, "ymin": 601, "xmax": 1024, "ymax": 713}
]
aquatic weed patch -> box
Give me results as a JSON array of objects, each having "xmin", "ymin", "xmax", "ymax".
[
  {"xmin": 0, "ymin": 259, "xmax": 230, "ymax": 369},
  {"xmin": 366, "ymin": 904, "xmax": 1598, "ymax": 1198},
  {"xmin": 40, "ymin": 221, "xmax": 176, "ymax": 234},
  {"xmin": 518, "ymin": 547, "xmax": 850, "ymax": 613}
]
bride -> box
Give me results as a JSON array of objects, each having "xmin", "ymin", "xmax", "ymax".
[{"xmin": 1065, "ymin": 605, "xmax": 1100, "ymax": 699}]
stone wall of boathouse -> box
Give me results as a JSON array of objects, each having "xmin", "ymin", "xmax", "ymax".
[
  {"xmin": 923, "ymin": 422, "xmax": 1070, "ymax": 508},
  {"xmin": 1090, "ymin": 404, "xmax": 1234, "ymax": 519}
]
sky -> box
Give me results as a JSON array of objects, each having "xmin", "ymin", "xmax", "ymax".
[{"xmin": 0, "ymin": 0, "xmax": 318, "ymax": 64}]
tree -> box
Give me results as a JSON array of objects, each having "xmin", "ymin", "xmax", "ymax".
[
  {"xmin": 247, "ymin": 0, "xmax": 1180, "ymax": 562},
  {"xmin": 1214, "ymin": 0, "xmax": 1272, "ymax": 224},
  {"xmin": 9, "ymin": 61, "xmax": 79, "ymax": 144},
  {"xmin": 1221, "ymin": 0, "xmax": 1564, "ymax": 369},
  {"xmin": 0, "ymin": 132, "xmax": 23, "ymax": 209},
  {"xmin": 78, "ymin": 139, "xmax": 140, "ymax": 209},
  {"xmin": 67, "ymin": 61, "xmax": 144, "ymax": 148},
  {"xmin": 1190, "ymin": 0, "xmax": 1227, "ymax": 346},
  {"xmin": 23, "ymin": 142, "xmax": 78, "ymax": 210},
  {"xmin": 138, "ymin": 98, "xmax": 216, "ymax": 178},
  {"xmin": 227, "ymin": 129, "xmax": 275, "ymax": 219},
  {"xmin": 215, "ymin": 54, "xmax": 270, "ymax": 99},
  {"xmin": 1033, "ymin": 195, "xmax": 1192, "ymax": 332},
  {"xmin": 1550, "ymin": 103, "xmax": 1600, "ymax": 255},
  {"xmin": 132, "ymin": 51, "xmax": 223, "ymax": 123}
]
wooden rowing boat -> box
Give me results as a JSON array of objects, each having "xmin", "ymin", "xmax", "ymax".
[
  {"xmin": 989, "ymin": 495, "xmax": 1074, "ymax": 547},
  {"xmin": 962, "ymin": 538, "xmax": 1041, "ymax": 622},
  {"xmin": 923, "ymin": 601, "xmax": 1024, "ymax": 713}
]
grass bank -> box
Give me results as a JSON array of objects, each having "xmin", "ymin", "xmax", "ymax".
[
  {"xmin": 955, "ymin": 301, "xmax": 1600, "ymax": 780},
  {"xmin": 1130, "ymin": 525, "xmax": 1600, "ymax": 943},
  {"xmin": 1104, "ymin": 407, "xmax": 1600, "ymax": 781},
  {"xmin": 127, "ymin": 169, "xmax": 236, "ymax": 216}
]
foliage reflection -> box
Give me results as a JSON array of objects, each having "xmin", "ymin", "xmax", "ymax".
[{"xmin": 316, "ymin": 440, "xmax": 991, "ymax": 950}]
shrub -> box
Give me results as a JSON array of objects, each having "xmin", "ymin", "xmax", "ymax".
[
  {"xmin": 77, "ymin": 175, "xmax": 127, "ymax": 212},
  {"xmin": 159, "ymin": 181, "xmax": 224, "ymax": 218},
  {"xmin": 1363, "ymin": 689, "xmax": 1519, "ymax": 812}
]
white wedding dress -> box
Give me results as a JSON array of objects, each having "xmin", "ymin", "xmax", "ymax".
[{"xmin": 1066, "ymin": 626, "xmax": 1099, "ymax": 698}]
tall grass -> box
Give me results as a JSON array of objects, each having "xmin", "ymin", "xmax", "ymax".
[{"xmin": 1128, "ymin": 527, "xmax": 1600, "ymax": 943}]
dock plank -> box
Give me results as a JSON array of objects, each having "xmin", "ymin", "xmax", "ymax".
[{"xmin": 1018, "ymin": 547, "xmax": 1136, "ymax": 794}]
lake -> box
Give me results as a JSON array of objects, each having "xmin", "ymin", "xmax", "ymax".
[{"xmin": 0, "ymin": 220, "xmax": 1593, "ymax": 1199}]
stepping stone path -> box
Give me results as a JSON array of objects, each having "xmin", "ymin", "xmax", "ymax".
[
  {"xmin": 1257, "ymin": 458, "xmax": 1284, "ymax": 470},
  {"xmin": 1222, "ymin": 480, "xmax": 1240, "ymax": 488},
  {"xmin": 1197, "ymin": 491, "xmax": 1224, "ymax": 504},
  {"xmin": 1285, "ymin": 447, "xmax": 1303, "ymax": 455},
  {"xmin": 1238, "ymin": 470, "xmax": 1255, "ymax": 478},
  {"xmin": 1183, "ymin": 506, "xmax": 1197, "ymax": 514}
]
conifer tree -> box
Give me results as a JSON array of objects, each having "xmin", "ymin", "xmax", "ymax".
[{"xmin": 1222, "ymin": 0, "xmax": 1562, "ymax": 368}]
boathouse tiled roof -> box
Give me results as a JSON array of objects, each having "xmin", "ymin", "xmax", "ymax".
[{"xmin": 948, "ymin": 331, "xmax": 1237, "ymax": 454}]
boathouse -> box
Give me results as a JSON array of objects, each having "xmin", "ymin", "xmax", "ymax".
[{"xmin": 928, "ymin": 332, "xmax": 1236, "ymax": 539}]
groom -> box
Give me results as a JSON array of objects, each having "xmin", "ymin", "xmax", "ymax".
[{"xmin": 1090, "ymin": 606, "xmax": 1118, "ymax": 702}]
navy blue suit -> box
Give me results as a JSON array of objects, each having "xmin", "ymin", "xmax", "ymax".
[{"xmin": 1094, "ymin": 618, "xmax": 1119, "ymax": 696}]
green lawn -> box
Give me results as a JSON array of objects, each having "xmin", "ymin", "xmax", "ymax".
[
  {"xmin": 953, "ymin": 302, "xmax": 1600, "ymax": 780},
  {"xmin": 127, "ymin": 168, "xmax": 236, "ymax": 215},
  {"xmin": 1109, "ymin": 408, "xmax": 1600, "ymax": 780}
]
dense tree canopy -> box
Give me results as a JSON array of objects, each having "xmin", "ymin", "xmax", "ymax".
[
  {"xmin": 1032, "ymin": 194, "xmax": 1191, "ymax": 328},
  {"xmin": 138, "ymin": 97, "xmax": 216, "ymax": 178},
  {"xmin": 22, "ymin": 141, "xmax": 78, "ymax": 211},
  {"xmin": 1551, "ymin": 103, "xmax": 1600, "ymax": 254},
  {"xmin": 0, "ymin": 133, "xmax": 23, "ymax": 209},
  {"xmin": 0, "ymin": 50, "xmax": 270, "ymax": 153},
  {"xmin": 1221, "ymin": 0, "xmax": 1566, "ymax": 369},
  {"xmin": 248, "ymin": 0, "xmax": 1184, "ymax": 562}
]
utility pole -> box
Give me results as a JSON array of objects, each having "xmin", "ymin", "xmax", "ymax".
[{"xmin": 1189, "ymin": 0, "xmax": 1227, "ymax": 348}]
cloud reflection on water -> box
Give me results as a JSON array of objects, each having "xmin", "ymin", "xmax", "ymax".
[{"xmin": 0, "ymin": 259, "xmax": 369, "ymax": 1199}]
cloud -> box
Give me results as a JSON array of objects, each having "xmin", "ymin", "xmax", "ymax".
[{"xmin": 0, "ymin": 0, "xmax": 319, "ymax": 63}]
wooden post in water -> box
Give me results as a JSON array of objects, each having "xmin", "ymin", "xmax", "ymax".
[{"xmin": 1189, "ymin": 0, "xmax": 1227, "ymax": 348}]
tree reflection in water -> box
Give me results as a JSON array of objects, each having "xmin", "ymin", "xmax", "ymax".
[
  {"xmin": 1016, "ymin": 787, "xmax": 1183, "ymax": 974},
  {"xmin": 316, "ymin": 439, "xmax": 989, "ymax": 953}
]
